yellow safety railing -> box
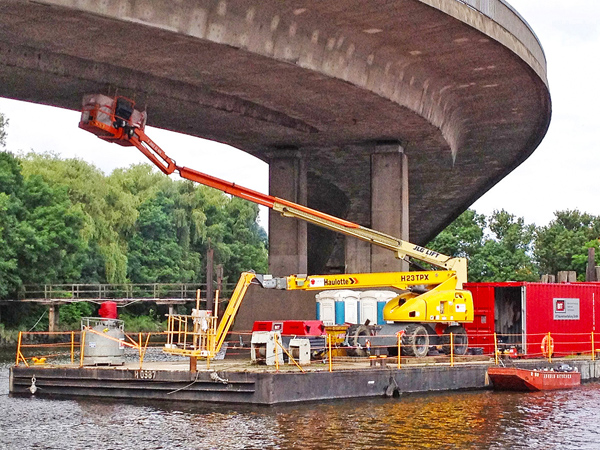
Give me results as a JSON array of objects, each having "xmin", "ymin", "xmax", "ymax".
[
  {"xmin": 15, "ymin": 329, "xmax": 156, "ymax": 370},
  {"xmin": 164, "ymin": 313, "xmax": 218, "ymax": 358},
  {"xmin": 15, "ymin": 327, "xmax": 600, "ymax": 375}
]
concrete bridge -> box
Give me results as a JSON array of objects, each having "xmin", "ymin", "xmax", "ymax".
[{"xmin": 0, "ymin": 0, "xmax": 551, "ymax": 276}]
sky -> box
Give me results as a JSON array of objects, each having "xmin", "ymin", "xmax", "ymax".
[{"xmin": 0, "ymin": 1, "xmax": 598, "ymax": 230}]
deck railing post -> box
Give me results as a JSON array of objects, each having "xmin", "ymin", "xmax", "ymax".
[
  {"xmin": 80, "ymin": 330, "xmax": 86, "ymax": 367},
  {"xmin": 450, "ymin": 332, "xmax": 454, "ymax": 367},
  {"xmin": 494, "ymin": 332, "xmax": 499, "ymax": 365},
  {"xmin": 397, "ymin": 332, "xmax": 401, "ymax": 369},
  {"xmin": 274, "ymin": 334, "xmax": 280, "ymax": 372},
  {"xmin": 547, "ymin": 331, "xmax": 552, "ymax": 363},
  {"xmin": 328, "ymin": 333, "xmax": 333, "ymax": 373},
  {"xmin": 139, "ymin": 332, "xmax": 143, "ymax": 370},
  {"xmin": 71, "ymin": 331, "xmax": 75, "ymax": 364},
  {"xmin": 16, "ymin": 331, "xmax": 22, "ymax": 366}
]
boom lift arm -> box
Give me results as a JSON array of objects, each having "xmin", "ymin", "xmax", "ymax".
[{"xmin": 79, "ymin": 95, "xmax": 468, "ymax": 287}]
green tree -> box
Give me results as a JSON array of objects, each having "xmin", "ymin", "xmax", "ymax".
[
  {"xmin": 0, "ymin": 112, "xmax": 7, "ymax": 148},
  {"xmin": 535, "ymin": 210, "xmax": 600, "ymax": 278},
  {"xmin": 0, "ymin": 152, "xmax": 87, "ymax": 296},
  {"xmin": 219, "ymin": 197, "xmax": 268, "ymax": 281},
  {"xmin": 476, "ymin": 210, "xmax": 538, "ymax": 282},
  {"xmin": 21, "ymin": 153, "xmax": 139, "ymax": 283},
  {"xmin": 0, "ymin": 151, "xmax": 25, "ymax": 297},
  {"xmin": 429, "ymin": 209, "xmax": 538, "ymax": 282},
  {"xmin": 428, "ymin": 209, "xmax": 485, "ymax": 256},
  {"xmin": 17, "ymin": 174, "xmax": 86, "ymax": 284},
  {"xmin": 59, "ymin": 302, "xmax": 94, "ymax": 329},
  {"xmin": 127, "ymin": 189, "xmax": 199, "ymax": 283},
  {"xmin": 428, "ymin": 209, "xmax": 486, "ymax": 281}
]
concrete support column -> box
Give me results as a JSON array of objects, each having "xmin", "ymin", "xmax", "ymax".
[
  {"xmin": 345, "ymin": 239, "xmax": 372, "ymax": 273},
  {"xmin": 371, "ymin": 144, "xmax": 409, "ymax": 272},
  {"xmin": 268, "ymin": 152, "xmax": 307, "ymax": 276}
]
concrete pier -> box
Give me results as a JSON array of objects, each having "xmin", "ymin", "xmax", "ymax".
[
  {"xmin": 370, "ymin": 144, "xmax": 409, "ymax": 273},
  {"xmin": 268, "ymin": 152, "xmax": 308, "ymax": 276}
]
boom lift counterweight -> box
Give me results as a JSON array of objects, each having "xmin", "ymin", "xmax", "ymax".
[{"xmin": 79, "ymin": 95, "xmax": 474, "ymax": 357}]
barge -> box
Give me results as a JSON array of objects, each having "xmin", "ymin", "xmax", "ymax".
[
  {"xmin": 487, "ymin": 366, "xmax": 581, "ymax": 391},
  {"xmin": 10, "ymin": 358, "xmax": 600, "ymax": 405}
]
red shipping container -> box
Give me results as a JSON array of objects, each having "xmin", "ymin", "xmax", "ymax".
[{"xmin": 464, "ymin": 282, "xmax": 600, "ymax": 357}]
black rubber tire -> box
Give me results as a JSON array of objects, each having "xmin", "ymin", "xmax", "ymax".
[
  {"xmin": 346, "ymin": 324, "xmax": 372, "ymax": 357},
  {"xmin": 401, "ymin": 324, "xmax": 430, "ymax": 357},
  {"xmin": 441, "ymin": 326, "xmax": 469, "ymax": 356}
]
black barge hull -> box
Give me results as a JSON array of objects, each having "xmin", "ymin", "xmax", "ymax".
[{"xmin": 11, "ymin": 360, "xmax": 600, "ymax": 405}]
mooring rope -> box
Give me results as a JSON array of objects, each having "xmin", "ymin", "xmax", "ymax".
[
  {"xmin": 28, "ymin": 310, "xmax": 47, "ymax": 332},
  {"xmin": 166, "ymin": 370, "xmax": 201, "ymax": 395}
]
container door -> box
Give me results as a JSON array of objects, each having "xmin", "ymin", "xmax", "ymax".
[
  {"xmin": 494, "ymin": 286, "xmax": 524, "ymax": 353},
  {"xmin": 464, "ymin": 284, "xmax": 496, "ymax": 354}
]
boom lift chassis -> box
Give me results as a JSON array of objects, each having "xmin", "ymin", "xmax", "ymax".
[{"xmin": 79, "ymin": 95, "xmax": 474, "ymax": 358}]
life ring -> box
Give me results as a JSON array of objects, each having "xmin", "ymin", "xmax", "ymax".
[{"xmin": 541, "ymin": 335, "xmax": 554, "ymax": 357}]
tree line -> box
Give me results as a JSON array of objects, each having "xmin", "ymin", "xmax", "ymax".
[
  {"xmin": 3, "ymin": 146, "xmax": 598, "ymax": 291},
  {"xmin": 0, "ymin": 150, "xmax": 268, "ymax": 296},
  {"xmin": 428, "ymin": 209, "xmax": 600, "ymax": 282}
]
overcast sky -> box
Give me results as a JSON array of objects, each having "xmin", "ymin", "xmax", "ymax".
[{"xmin": 0, "ymin": 1, "xmax": 598, "ymax": 231}]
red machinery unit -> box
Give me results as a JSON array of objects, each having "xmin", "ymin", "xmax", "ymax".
[
  {"xmin": 98, "ymin": 301, "xmax": 118, "ymax": 319},
  {"xmin": 252, "ymin": 320, "xmax": 326, "ymax": 336},
  {"xmin": 464, "ymin": 282, "xmax": 600, "ymax": 356}
]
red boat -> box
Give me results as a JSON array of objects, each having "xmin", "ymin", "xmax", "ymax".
[{"xmin": 488, "ymin": 367, "xmax": 580, "ymax": 391}]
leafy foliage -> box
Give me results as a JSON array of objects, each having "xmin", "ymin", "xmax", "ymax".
[
  {"xmin": 0, "ymin": 152, "xmax": 268, "ymax": 312},
  {"xmin": 120, "ymin": 311, "xmax": 165, "ymax": 333},
  {"xmin": 428, "ymin": 210, "xmax": 486, "ymax": 280},
  {"xmin": 429, "ymin": 209, "xmax": 538, "ymax": 282},
  {"xmin": 0, "ymin": 151, "xmax": 24, "ymax": 297},
  {"xmin": 477, "ymin": 210, "xmax": 538, "ymax": 282},
  {"xmin": 534, "ymin": 210, "xmax": 600, "ymax": 280},
  {"xmin": 0, "ymin": 112, "xmax": 7, "ymax": 148},
  {"xmin": 59, "ymin": 302, "xmax": 94, "ymax": 329}
]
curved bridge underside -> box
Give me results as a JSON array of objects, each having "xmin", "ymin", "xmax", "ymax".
[{"xmin": 0, "ymin": 0, "xmax": 550, "ymax": 260}]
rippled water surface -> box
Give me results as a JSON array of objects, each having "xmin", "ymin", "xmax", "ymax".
[{"xmin": 2, "ymin": 351, "xmax": 600, "ymax": 449}]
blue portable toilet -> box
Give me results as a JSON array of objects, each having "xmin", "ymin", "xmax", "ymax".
[
  {"xmin": 359, "ymin": 291, "xmax": 398, "ymax": 325},
  {"xmin": 316, "ymin": 290, "xmax": 359, "ymax": 324}
]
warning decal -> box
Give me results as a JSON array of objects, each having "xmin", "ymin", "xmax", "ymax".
[{"xmin": 309, "ymin": 278, "xmax": 325, "ymax": 288}]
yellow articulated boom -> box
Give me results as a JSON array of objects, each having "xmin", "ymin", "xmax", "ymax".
[
  {"xmin": 79, "ymin": 95, "xmax": 474, "ymax": 358},
  {"xmin": 255, "ymin": 271, "xmax": 473, "ymax": 357}
]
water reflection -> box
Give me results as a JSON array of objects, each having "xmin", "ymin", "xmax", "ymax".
[{"xmin": 1, "ymin": 357, "xmax": 599, "ymax": 449}]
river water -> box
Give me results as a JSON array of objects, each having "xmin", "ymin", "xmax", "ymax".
[{"xmin": 1, "ymin": 352, "xmax": 600, "ymax": 450}]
